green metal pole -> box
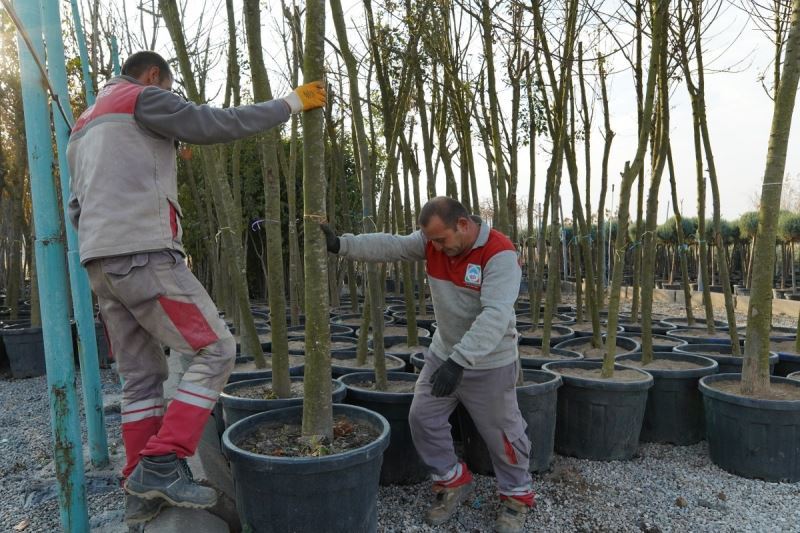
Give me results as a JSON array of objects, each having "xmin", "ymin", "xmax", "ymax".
[
  {"xmin": 41, "ymin": 0, "xmax": 110, "ymax": 469},
  {"xmin": 13, "ymin": 0, "xmax": 89, "ymax": 530},
  {"xmin": 111, "ymin": 35, "xmax": 121, "ymax": 76},
  {"xmin": 69, "ymin": 0, "xmax": 95, "ymax": 105}
]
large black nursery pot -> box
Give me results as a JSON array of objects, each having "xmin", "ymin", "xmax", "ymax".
[
  {"xmin": 619, "ymin": 320, "xmax": 676, "ymax": 336},
  {"xmin": 659, "ymin": 316, "xmax": 728, "ymax": 329},
  {"xmin": 517, "ymin": 325, "xmax": 575, "ymax": 346},
  {"xmin": 517, "ymin": 342, "xmax": 583, "ymax": 370},
  {"xmin": 338, "ymin": 371, "xmax": 427, "ymax": 485},
  {"xmin": 616, "ymin": 352, "xmax": 718, "ymax": 445},
  {"xmin": 1, "ymin": 323, "xmax": 45, "ymax": 378},
  {"xmin": 618, "ymin": 332, "xmax": 687, "ymax": 352},
  {"xmin": 329, "ymin": 350, "xmax": 406, "ymax": 378},
  {"xmin": 673, "ymin": 343, "xmax": 779, "ymax": 374},
  {"xmin": 289, "ymin": 323, "xmax": 355, "ymax": 338},
  {"xmin": 373, "ymin": 336, "xmax": 432, "ymax": 372},
  {"xmin": 554, "ymin": 335, "xmax": 639, "ymax": 359},
  {"xmin": 460, "ymin": 369, "xmax": 562, "ymax": 474},
  {"xmin": 222, "ymin": 404, "xmax": 390, "ymax": 533},
  {"xmin": 542, "ymin": 360, "xmax": 653, "ymax": 460},
  {"xmin": 219, "ymin": 376, "xmax": 346, "ymax": 429},
  {"xmin": 699, "ymin": 373, "xmax": 800, "ymax": 482}
]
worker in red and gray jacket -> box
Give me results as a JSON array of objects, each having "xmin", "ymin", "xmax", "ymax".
[
  {"xmin": 66, "ymin": 51, "xmax": 325, "ymax": 525},
  {"xmin": 321, "ymin": 197, "xmax": 534, "ymax": 533}
]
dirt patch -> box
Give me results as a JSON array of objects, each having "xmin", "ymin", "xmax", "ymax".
[
  {"xmin": 622, "ymin": 358, "xmax": 707, "ymax": 370},
  {"xmin": 348, "ymin": 379, "xmax": 417, "ymax": 393},
  {"xmin": 771, "ymin": 340, "xmax": 799, "ymax": 354},
  {"xmin": 240, "ymin": 415, "xmax": 380, "ymax": 457},
  {"xmin": 519, "ymin": 345, "xmax": 573, "ymax": 359},
  {"xmin": 231, "ymin": 355, "xmax": 305, "ymax": 373},
  {"xmin": 673, "ymin": 329, "xmax": 735, "ymax": 339},
  {"xmin": 358, "ymin": 326, "xmax": 425, "ymax": 338},
  {"xmin": 230, "ymin": 380, "xmax": 306, "ymax": 400},
  {"xmin": 288, "ymin": 340, "xmax": 355, "ymax": 351},
  {"xmin": 333, "ymin": 355, "xmax": 405, "ymax": 371},
  {"xmin": 557, "ymin": 367, "xmax": 650, "ymax": 382},
  {"xmin": 621, "ymin": 334, "xmax": 682, "ymax": 346},
  {"xmin": 386, "ymin": 343, "xmax": 426, "ymax": 354},
  {"xmin": 708, "ymin": 379, "xmax": 800, "ymax": 401}
]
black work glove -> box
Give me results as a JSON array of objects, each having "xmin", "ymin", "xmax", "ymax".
[
  {"xmin": 430, "ymin": 358, "xmax": 464, "ymax": 397},
  {"xmin": 320, "ymin": 224, "xmax": 340, "ymax": 254}
]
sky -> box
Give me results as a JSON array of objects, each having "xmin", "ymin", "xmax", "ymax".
[{"xmin": 57, "ymin": 0, "xmax": 800, "ymax": 221}]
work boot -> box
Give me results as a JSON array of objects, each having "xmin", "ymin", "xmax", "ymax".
[
  {"xmin": 125, "ymin": 493, "xmax": 166, "ymax": 525},
  {"xmin": 493, "ymin": 497, "xmax": 530, "ymax": 533},
  {"xmin": 424, "ymin": 480, "xmax": 474, "ymax": 526},
  {"xmin": 124, "ymin": 454, "xmax": 218, "ymax": 509}
]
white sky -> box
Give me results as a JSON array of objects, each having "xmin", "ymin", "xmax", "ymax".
[{"xmin": 87, "ymin": 0, "xmax": 800, "ymax": 221}]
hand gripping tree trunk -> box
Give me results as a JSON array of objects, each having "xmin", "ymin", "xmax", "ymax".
[
  {"xmin": 743, "ymin": 0, "xmax": 800, "ymax": 395},
  {"xmin": 242, "ymin": 0, "xmax": 291, "ymax": 395}
]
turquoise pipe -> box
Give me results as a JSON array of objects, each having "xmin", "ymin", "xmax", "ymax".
[
  {"xmin": 41, "ymin": 0, "xmax": 109, "ymax": 469},
  {"xmin": 14, "ymin": 0, "xmax": 89, "ymax": 530},
  {"xmin": 69, "ymin": 0, "xmax": 95, "ymax": 105}
]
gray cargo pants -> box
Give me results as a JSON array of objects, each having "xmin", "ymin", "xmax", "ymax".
[
  {"xmin": 86, "ymin": 250, "xmax": 236, "ymax": 478},
  {"xmin": 409, "ymin": 350, "xmax": 533, "ymax": 498}
]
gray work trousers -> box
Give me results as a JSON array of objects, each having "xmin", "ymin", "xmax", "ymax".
[{"xmin": 409, "ymin": 350, "xmax": 533, "ymax": 497}]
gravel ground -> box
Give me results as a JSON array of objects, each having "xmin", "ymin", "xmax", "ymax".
[{"xmin": 0, "ymin": 297, "xmax": 796, "ymax": 532}]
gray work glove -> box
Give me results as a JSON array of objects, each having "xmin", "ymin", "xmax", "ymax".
[
  {"xmin": 320, "ymin": 224, "xmax": 340, "ymax": 254},
  {"xmin": 430, "ymin": 358, "xmax": 464, "ymax": 397}
]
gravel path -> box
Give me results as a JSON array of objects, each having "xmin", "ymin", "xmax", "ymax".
[{"xmin": 0, "ymin": 297, "xmax": 797, "ymax": 532}]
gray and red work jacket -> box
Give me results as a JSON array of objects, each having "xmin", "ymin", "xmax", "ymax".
[
  {"xmin": 67, "ymin": 75, "xmax": 290, "ymax": 263},
  {"xmin": 338, "ymin": 218, "xmax": 521, "ymax": 370}
]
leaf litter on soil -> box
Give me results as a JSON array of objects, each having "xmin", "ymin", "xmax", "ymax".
[{"xmin": 239, "ymin": 415, "xmax": 380, "ymax": 457}]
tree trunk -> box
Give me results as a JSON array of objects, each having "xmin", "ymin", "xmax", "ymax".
[{"xmin": 743, "ymin": 0, "xmax": 800, "ymax": 395}]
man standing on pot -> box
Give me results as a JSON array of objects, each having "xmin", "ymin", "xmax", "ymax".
[
  {"xmin": 67, "ymin": 51, "xmax": 325, "ymax": 525},
  {"xmin": 321, "ymin": 197, "xmax": 533, "ymax": 533}
]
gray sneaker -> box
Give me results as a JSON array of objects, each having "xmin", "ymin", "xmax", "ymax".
[
  {"xmin": 494, "ymin": 497, "xmax": 529, "ymax": 533},
  {"xmin": 424, "ymin": 481, "xmax": 474, "ymax": 526},
  {"xmin": 125, "ymin": 493, "xmax": 166, "ymax": 525},
  {"xmin": 124, "ymin": 454, "xmax": 218, "ymax": 509}
]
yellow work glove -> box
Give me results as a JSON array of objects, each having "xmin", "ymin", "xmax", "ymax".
[{"xmin": 283, "ymin": 80, "xmax": 327, "ymax": 114}]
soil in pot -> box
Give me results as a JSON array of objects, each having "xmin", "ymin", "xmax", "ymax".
[
  {"xmin": 288, "ymin": 337, "xmax": 356, "ymax": 353},
  {"xmin": 788, "ymin": 371, "xmax": 800, "ymax": 381},
  {"xmin": 357, "ymin": 325, "xmax": 430, "ymax": 338},
  {"xmin": 231, "ymin": 354, "xmax": 306, "ymax": 375},
  {"xmin": 518, "ymin": 345, "xmax": 580, "ymax": 360},
  {"xmin": 347, "ymin": 379, "xmax": 416, "ymax": 393},
  {"xmin": 770, "ymin": 339, "xmax": 799, "ymax": 354},
  {"xmin": 619, "ymin": 333, "xmax": 685, "ymax": 350},
  {"xmin": 557, "ymin": 366, "xmax": 649, "ymax": 382},
  {"xmin": 706, "ymin": 380, "xmax": 800, "ymax": 401},
  {"xmin": 668, "ymin": 329, "xmax": 735, "ymax": 341},
  {"xmin": 385, "ymin": 342, "xmax": 429, "ymax": 355},
  {"xmin": 232, "ymin": 380, "xmax": 307, "ymax": 400},
  {"xmin": 622, "ymin": 358, "xmax": 706, "ymax": 371},
  {"xmin": 330, "ymin": 352, "xmax": 406, "ymax": 376},
  {"xmin": 241, "ymin": 415, "xmax": 379, "ymax": 456}
]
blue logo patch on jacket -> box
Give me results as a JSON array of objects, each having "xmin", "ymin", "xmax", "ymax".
[{"xmin": 465, "ymin": 263, "xmax": 482, "ymax": 286}]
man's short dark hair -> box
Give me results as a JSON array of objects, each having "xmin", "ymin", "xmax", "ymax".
[
  {"xmin": 418, "ymin": 196, "xmax": 469, "ymax": 229},
  {"xmin": 121, "ymin": 51, "xmax": 172, "ymax": 82}
]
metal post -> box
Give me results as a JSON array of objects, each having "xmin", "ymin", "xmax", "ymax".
[
  {"xmin": 13, "ymin": 0, "xmax": 89, "ymax": 530},
  {"xmin": 111, "ymin": 34, "xmax": 121, "ymax": 76},
  {"xmin": 41, "ymin": 0, "xmax": 109, "ymax": 469},
  {"xmin": 69, "ymin": 0, "xmax": 95, "ymax": 105}
]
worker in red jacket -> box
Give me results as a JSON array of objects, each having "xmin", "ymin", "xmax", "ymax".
[{"xmin": 67, "ymin": 50, "xmax": 325, "ymax": 525}]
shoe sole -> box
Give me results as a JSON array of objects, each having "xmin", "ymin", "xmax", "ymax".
[
  {"xmin": 423, "ymin": 484, "xmax": 475, "ymax": 526},
  {"xmin": 124, "ymin": 484, "xmax": 217, "ymax": 510}
]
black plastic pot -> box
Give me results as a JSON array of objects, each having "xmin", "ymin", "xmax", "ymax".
[
  {"xmin": 331, "ymin": 313, "xmax": 393, "ymax": 328},
  {"xmin": 666, "ymin": 328, "xmax": 738, "ymax": 346},
  {"xmin": 542, "ymin": 360, "xmax": 653, "ymax": 460},
  {"xmin": 228, "ymin": 356, "xmax": 306, "ymax": 384},
  {"xmin": 659, "ymin": 317, "xmax": 728, "ymax": 329},
  {"xmin": 1, "ymin": 325, "xmax": 45, "ymax": 378},
  {"xmin": 338, "ymin": 372, "xmax": 426, "ymax": 485},
  {"xmin": 460, "ymin": 369, "xmax": 562, "ymax": 474},
  {"xmin": 517, "ymin": 325, "xmax": 575, "ymax": 346},
  {"xmin": 222, "ymin": 404, "xmax": 390, "ymax": 533},
  {"xmin": 616, "ymin": 352, "xmax": 718, "ymax": 445},
  {"xmin": 372, "ymin": 336, "xmax": 432, "ymax": 372},
  {"xmin": 673, "ymin": 344, "xmax": 779, "ymax": 374},
  {"xmin": 619, "ymin": 321, "xmax": 676, "ymax": 336},
  {"xmin": 329, "ymin": 350, "xmax": 406, "ymax": 378},
  {"xmin": 517, "ymin": 345, "xmax": 583, "ymax": 370},
  {"xmin": 618, "ymin": 333, "xmax": 687, "ymax": 352},
  {"xmin": 554, "ymin": 335, "xmax": 639, "ymax": 359},
  {"xmin": 699, "ymin": 373, "xmax": 800, "ymax": 482},
  {"xmin": 738, "ymin": 325, "xmax": 797, "ymax": 341},
  {"xmin": 569, "ymin": 323, "xmax": 625, "ymax": 339},
  {"xmin": 776, "ymin": 352, "xmax": 800, "ymax": 377},
  {"xmin": 355, "ymin": 325, "xmax": 430, "ymax": 340},
  {"xmin": 287, "ymin": 336, "xmax": 358, "ymax": 356},
  {"xmin": 391, "ymin": 311, "xmax": 437, "ymax": 331},
  {"xmin": 410, "ymin": 351, "xmax": 425, "ymax": 372},
  {"xmin": 289, "ymin": 324, "xmax": 355, "ymax": 338},
  {"xmin": 219, "ymin": 376, "xmax": 346, "ymax": 429}
]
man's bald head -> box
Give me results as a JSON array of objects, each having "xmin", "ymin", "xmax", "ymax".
[{"xmin": 418, "ymin": 196, "xmax": 469, "ymax": 230}]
